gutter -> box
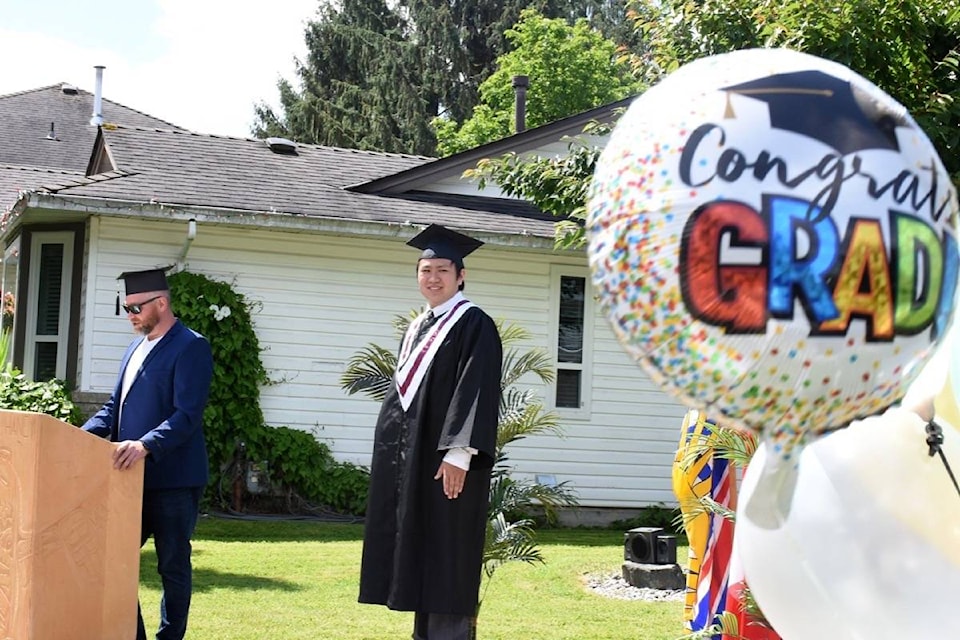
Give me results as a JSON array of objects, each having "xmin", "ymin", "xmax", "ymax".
[{"xmin": 12, "ymin": 192, "xmax": 567, "ymax": 254}]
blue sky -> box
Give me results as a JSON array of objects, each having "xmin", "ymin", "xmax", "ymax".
[{"xmin": 0, "ymin": 0, "xmax": 318, "ymax": 136}]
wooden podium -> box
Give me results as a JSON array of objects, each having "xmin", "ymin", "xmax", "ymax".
[{"xmin": 0, "ymin": 409, "xmax": 144, "ymax": 639}]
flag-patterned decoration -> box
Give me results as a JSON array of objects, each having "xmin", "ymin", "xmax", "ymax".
[
  {"xmin": 672, "ymin": 410, "xmax": 738, "ymax": 638},
  {"xmin": 722, "ymin": 467, "xmax": 783, "ymax": 640}
]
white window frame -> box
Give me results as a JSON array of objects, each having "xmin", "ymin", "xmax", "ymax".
[
  {"xmin": 23, "ymin": 231, "xmax": 74, "ymax": 381},
  {"xmin": 547, "ymin": 265, "xmax": 593, "ymax": 417}
]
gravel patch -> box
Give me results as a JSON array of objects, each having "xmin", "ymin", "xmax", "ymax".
[{"xmin": 585, "ymin": 573, "xmax": 686, "ymax": 602}]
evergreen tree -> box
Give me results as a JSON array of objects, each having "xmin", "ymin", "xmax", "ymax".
[
  {"xmin": 255, "ymin": 0, "xmax": 641, "ymax": 155},
  {"xmin": 253, "ymin": 0, "xmax": 436, "ymax": 155}
]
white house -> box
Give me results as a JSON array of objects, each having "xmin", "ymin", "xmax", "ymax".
[{"xmin": 0, "ymin": 80, "xmax": 687, "ymax": 521}]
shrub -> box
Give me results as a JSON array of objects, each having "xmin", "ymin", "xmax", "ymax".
[{"xmin": 0, "ymin": 366, "xmax": 83, "ymax": 425}]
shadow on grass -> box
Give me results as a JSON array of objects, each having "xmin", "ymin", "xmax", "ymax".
[
  {"xmin": 193, "ymin": 516, "xmax": 683, "ymax": 549},
  {"xmin": 192, "ymin": 514, "xmax": 365, "ymax": 543},
  {"xmin": 140, "ymin": 550, "xmax": 303, "ymax": 593}
]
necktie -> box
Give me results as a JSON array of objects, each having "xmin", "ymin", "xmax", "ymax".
[{"xmin": 414, "ymin": 311, "xmax": 437, "ymax": 344}]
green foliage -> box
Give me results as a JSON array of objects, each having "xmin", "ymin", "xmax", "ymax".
[
  {"xmin": 256, "ymin": 0, "xmax": 643, "ymax": 155},
  {"xmin": 247, "ymin": 426, "xmax": 370, "ymax": 516},
  {"xmin": 633, "ymin": 0, "xmax": 960, "ymax": 184},
  {"xmin": 465, "ymin": 119, "xmax": 616, "ymax": 250},
  {"xmin": 0, "ymin": 318, "xmax": 82, "ymax": 424},
  {"xmin": 471, "ymin": 0, "xmax": 960, "ymax": 249},
  {"xmin": 168, "ymin": 271, "xmax": 269, "ymax": 479},
  {"xmin": 434, "ymin": 10, "xmax": 642, "ymax": 155},
  {"xmin": 0, "ymin": 323, "xmax": 82, "ymax": 424},
  {"xmin": 168, "ymin": 270, "xmax": 367, "ymax": 515},
  {"xmin": 0, "ymin": 366, "xmax": 83, "ymax": 424},
  {"xmin": 254, "ymin": 0, "xmax": 438, "ymax": 155},
  {"xmin": 340, "ymin": 343, "xmax": 397, "ymax": 402},
  {"xmin": 609, "ymin": 503, "xmax": 682, "ymax": 535}
]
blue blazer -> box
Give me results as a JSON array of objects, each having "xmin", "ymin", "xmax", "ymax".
[{"xmin": 83, "ymin": 320, "xmax": 214, "ymax": 490}]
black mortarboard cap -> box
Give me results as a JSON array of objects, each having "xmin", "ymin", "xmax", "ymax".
[
  {"xmin": 722, "ymin": 69, "xmax": 910, "ymax": 156},
  {"xmin": 406, "ymin": 224, "xmax": 483, "ymax": 268},
  {"xmin": 115, "ymin": 267, "xmax": 171, "ymax": 315}
]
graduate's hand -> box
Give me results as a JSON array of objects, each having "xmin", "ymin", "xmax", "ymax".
[
  {"xmin": 435, "ymin": 461, "xmax": 467, "ymax": 499},
  {"xmin": 113, "ymin": 440, "xmax": 149, "ymax": 470}
]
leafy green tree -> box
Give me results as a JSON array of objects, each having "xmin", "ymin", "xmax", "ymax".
[
  {"xmin": 409, "ymin": 0, "xmax": 640, "ymax": 126},
  {"xmin": 434, "ymin": 9, "xmax": 642, "ymax": 155},
  {"xmin": 466, "ymin": 120, "xmax": 614, "ymax": 250},
  {"xmin": 471, "ymin": 0, "xmax": 960, "ymax": 247},
  {"xmin": 632, "ymin": 0, "xmax": 960, "ymax": 180}
]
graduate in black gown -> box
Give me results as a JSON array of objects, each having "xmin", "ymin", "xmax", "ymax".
[{"xmin": 359, "ymin": 225, "xmax": 502, "ymax": 640}]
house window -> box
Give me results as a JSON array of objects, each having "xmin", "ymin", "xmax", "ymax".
[
  {"xmin": 550, "ymin": 266, "xmax": 593, "ymax": 414},
  {"xmin": 24, "ymin": 232, "xmax": 74, "ymax": 381},
  {"xmin": 1, "ymin": 237, "xmax": 20, "ymax": 359}
]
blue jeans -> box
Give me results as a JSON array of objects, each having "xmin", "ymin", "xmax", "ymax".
[{"xmin": 137, "ymin": 487, "xmax": 202, "ymax": 640}]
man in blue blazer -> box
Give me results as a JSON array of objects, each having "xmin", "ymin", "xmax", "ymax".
[{"xmin": 83, "ymin": 268, "xmax": 214, "ymax": 640}]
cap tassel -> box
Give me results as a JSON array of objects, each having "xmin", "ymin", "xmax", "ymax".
[
  {"xmin": 115, "ymin": 291, "xmax": 120, "ymax": 316},
  {"xmin": 723, "ymin": 92, "xmax": 736, "ymax": 119}
]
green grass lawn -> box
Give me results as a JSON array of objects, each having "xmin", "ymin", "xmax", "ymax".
[{"xmin": 136, "ymin": 515, "xmax": 686, "ymax": 639}]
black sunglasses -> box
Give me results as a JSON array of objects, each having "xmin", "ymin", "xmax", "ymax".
[{"xmin": 122, "ymin": 296, "xmax": 162, "ymax": 315}]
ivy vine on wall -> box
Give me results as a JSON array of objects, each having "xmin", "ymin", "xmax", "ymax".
[{"xmin": 168, "ymin": 270, "xmax": 369, "ymax": 515}]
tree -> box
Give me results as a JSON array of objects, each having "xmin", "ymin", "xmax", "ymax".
[
  {"xmin": 632, "ymin": 0, "xmax": 960, "ymax": 181},
  {"xmin": 408, "ymin": 0, "xmax": 641, "ymax": 125},
  {"xmin": 253, "ymin": 0, "xmax": 437, "ymax": 155},
  {"xmin": 471, "ymin": 0, "xmax": 960, "ymax": 248},
  {"xmin": 434, "ymin": 9, "xmax": 643, "ymax": 155},
  {"xmin": 467, "ymin": 3, "xmax": 960, "ymax": 635},
  {"xmin": 255, "ymin": 0, "xmax": 642, "ymax": 155}
]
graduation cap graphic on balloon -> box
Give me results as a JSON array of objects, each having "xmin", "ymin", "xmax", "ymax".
[{"xmin": 722, "ymin": 69, "xmax": 911, "ymax": 155}]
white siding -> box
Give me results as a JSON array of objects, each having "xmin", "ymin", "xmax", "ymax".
[{"xmin": 82, "ymin": 216, "xmax": 686, "ymax": 508}]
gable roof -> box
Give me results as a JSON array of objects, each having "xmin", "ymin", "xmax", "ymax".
[
  {"xmin": 0, "ymin": 83, "xmax": 184, "ymax": 174},
  {"xmin": 3, "ymin": 82, "xmax": 628, "ymax": 248},
  {"xmin": 17, "ymin": 125, "xmax": 558, "ymax": 242},
  {"xmin": 349, "ymin": 96, "xmax": 633, "ymax": 196}
]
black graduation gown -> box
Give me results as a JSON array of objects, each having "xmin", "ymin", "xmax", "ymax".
[{"xmin": 359, "ymin": 306, "xmax": 502, "ymax": 616}]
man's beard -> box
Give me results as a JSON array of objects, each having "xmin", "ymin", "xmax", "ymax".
[{"xmin": 133, "ymin": 318, "xmax": 155, "ymax": 335}]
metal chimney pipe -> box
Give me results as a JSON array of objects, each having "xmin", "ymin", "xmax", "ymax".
[
  {"xmin": 90, "ymin": 65, "xmax": 105, "ymax": 126},
  {"xmin": 512, "ymin": 75, "xmax": 529, "ymax": 133}
]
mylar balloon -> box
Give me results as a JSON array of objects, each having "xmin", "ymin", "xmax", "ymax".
[
  {"xmin": 736, "ymin": 408, "xmax": 960, "ymax": 639},
  {"xmin": 588, "ymin": 48, "xmax": 959, "ymax": 456}
]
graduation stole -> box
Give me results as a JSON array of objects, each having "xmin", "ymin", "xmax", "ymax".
[{"xmin": 395, "ymin": 298, "xmax": 474, "ymax": 411}]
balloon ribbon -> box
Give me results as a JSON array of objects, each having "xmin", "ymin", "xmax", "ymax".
[{"xmin": 926, "ymin": 420, "xmax": 960, "ymax": 500}]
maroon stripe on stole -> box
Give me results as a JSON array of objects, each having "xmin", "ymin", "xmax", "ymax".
[{"xmin": 398, "ymin": 299, "xmax": 470, "ymax": 395}]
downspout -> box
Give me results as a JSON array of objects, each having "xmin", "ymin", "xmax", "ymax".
[{"xmin": 176, "ymin": 219, "xmax": 197, "ymax": 271}]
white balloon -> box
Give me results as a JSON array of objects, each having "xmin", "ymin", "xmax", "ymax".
[{"xmin": 737, "ymin": 408, "xmax": 960, "ymax": 639}]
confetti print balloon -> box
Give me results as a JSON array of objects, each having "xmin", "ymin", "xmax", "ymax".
[{"xmin": 588, "ymin": 48, "xmax": 959, "ymax": 456}]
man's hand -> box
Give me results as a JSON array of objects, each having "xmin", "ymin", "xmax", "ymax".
[
  {"xmin": 434, "ymin": 461, "xmax": 467, "ymax": 499},
  {"xmin": 113, "ymin": 440, "xmax": 149, "ymax": 470}
]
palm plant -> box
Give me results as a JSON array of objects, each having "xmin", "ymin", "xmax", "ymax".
[{"xmin": 340, "ymin": 314, "xmax": 578, "ymax": 616}]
